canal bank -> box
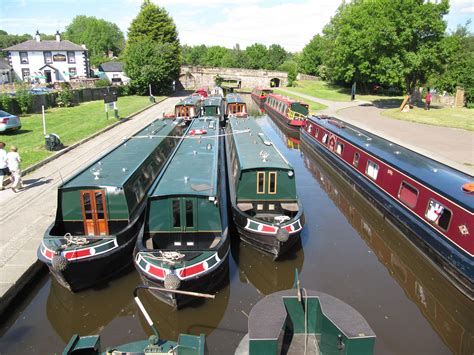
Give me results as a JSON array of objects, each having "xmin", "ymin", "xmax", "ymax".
[{"xmin": 0, "ymin": 96, "xmax": 184, "ymax": 317}]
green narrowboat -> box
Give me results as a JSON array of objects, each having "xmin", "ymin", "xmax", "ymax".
[
  {"xmin": 202, "ymin": 95, "xmax": 225, "ymax": 126},
  {"xmin": 174, "ymin": 95, "xmax": 202, "ymax": 123},
  {"xmin": 251, "ymin": 87, "xmax": 273, "ymax": 107},
  {"xmin": 264, "ymin": 93, "xmax": 308, "ymax": 130},
  {"xmin": 63, "ymin": 285, "xmax": 208, "ymax": 355},
  {"xmin": 38, "ymin": 119, "xmax": 185, "ymax": 292},
  {"xmin": 225, "ymin": 116, "xmax": 304, "ymax": 258},
  {"xmin": 134, "ymin": 116, "xmax": 229, "ymax": 308},
  {"xmin": 235, "ymin": 271, "xmax": 376, "ymax": 355},
  {"xmin": 226, "ymin": 93, "xmax": 248, "ymax": 118}
]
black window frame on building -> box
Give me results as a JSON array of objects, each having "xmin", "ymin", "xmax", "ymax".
[
  {"xmin": 19, "ymin": 51, "xmax": 29, "ymax": 64},
  {"xmin": 44, "ymin": 51, "xmax": 52, "ymax": 64},
  {"xmin": 21, "ymin": 68, "xmax": 30, "ymax": 81},
  {"xmin": 67, "ymin": 51, "xmax": 76, "ymax": 64}
]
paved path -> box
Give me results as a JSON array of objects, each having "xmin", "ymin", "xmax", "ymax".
[
  {"xmin": 0, "ymin": 96, "xmax": 182, "ymax": 306},
  {"xmin": 278, "ymin": 88, "xmax": 474, "ymax": 176}
]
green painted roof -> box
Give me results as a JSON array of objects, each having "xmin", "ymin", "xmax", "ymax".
[
  {"xmin": 61, "ymin": 119, "xmax": 179, "ymax": 189},
  {"xmin": 203, "ymin": 96, "xmax": 223, "ymax": 107},
  {"xmin": 150, "ymin": 117, "xmax": 219, "ymax": 197},
  {"xmin": 225, "ymin": 93, "xmax": 245, "ymax": 104},
  {"xmin": 228, "ymin": 117, "xmax": 292, "ymax": 171},
  {"xmin": 176, "ymin": 95, "xmax": 201, "ymax": 106}
]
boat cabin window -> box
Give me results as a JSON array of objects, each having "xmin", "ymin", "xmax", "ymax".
[
  {"xmin": 268, "ymin": 172, "xmax": 277, "ymax": 194},
  {"xmin": 172, "ymin": 200, "xmax": 180, "ymax": 228},
  {"xmin": 257, "ymin": 172, "xmax": 265, "ymax": 194},
  {"xmin": 336, "ymin": 142, "xmax": 344, "ymax": 155},
  {"xmin": 398, "ymin": 181, "xmax": 419, "ymax": 208},
  {"xmin": 353, "ymin": 152, "xmax": 360, "ymax": 167},
  {"xmin": 425, "ymin": 199, "xmax": 452, "ymax": 231},
  {"xmin": 306, "ymin": 124, "xmax": 312, "ymax": 134},
  {"xmin": 322, "ymin": 133, "xmax": 328, "ymax": 144},
  {"xmin": 366, "ymin": 160, "xmax": 379, "ymax": 180},
  {"xmin": 186, "ymin": 200, "xmax": 193, "ymax": 227}
]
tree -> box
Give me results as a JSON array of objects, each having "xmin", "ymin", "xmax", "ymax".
[
  {"xmin": 64, "ymin": 16, "xmax": 125, "ymax": 66},
  {"xmin": 202, "ymin": 46, "xmax": 228, "ymax": 67},
  {"xmin": 182, "ymin": 44, "xmax": 208, "ymax": 65},
  {"xmin": 267, "ymin": 44, "xmax": 288, "ymax": 70},
  {"xmin": 0, "ymin": 31, "xmax": 32, "ymax": 57},
  {"xmin": 321, "ymin": 0, "xmax": 449, "ymax": 93},
  {"xmin": 245, "ymin": 43, "xmax": 268, "ymax": 69},
  {"xmin": 124, "ymin": 38, "xmax": 179, "ymax": 95},
  {"xmin": 299, "ymin": 34, "xmax": 325, "ymax": 76},
  {"xmin": 278, "ymin": 60, "xmax": 298, "ymax": 86}
]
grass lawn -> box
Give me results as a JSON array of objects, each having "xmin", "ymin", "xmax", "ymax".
[
  {"xmin": 274, "ymin": 88, "xmax": 327, "ymax": 112},
  {"xmin": 284, "ymin": 80, "xmax": 404, "ymax": 105},
  {"xmin": 381, "ymin": 106, "xmax": 474, "ymax": 131},
  {"xmin": 0, "ymin": 95, "xmax": 160, "ymax": 169}
]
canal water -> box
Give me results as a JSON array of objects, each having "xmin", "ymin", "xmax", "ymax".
[{"xmin": 1, "ymin": 97, "xmax": 472, "ymax": 354}]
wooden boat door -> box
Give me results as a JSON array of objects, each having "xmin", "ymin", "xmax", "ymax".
[
  {"xmin": 171, "ymin": 198, "xmax": 197, "ymax": 233},
  {"xmin": 80, "ymin": 190, "xmax": 109, "ymax": 236}
]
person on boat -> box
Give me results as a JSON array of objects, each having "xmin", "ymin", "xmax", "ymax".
[
  {"xmin": 0, "ymin": 142, "xmax": 8, "ymax": 191},
  {"xmin": 425, "ymin": 89, "xmax": 432, "ymax": 110},
  {"xmin": 7, "ymin": 145, "xmax": 23, "ymax": 193}
]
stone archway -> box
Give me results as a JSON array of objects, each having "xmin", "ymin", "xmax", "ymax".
[
  {"xmin": 270, "ymin": 78, "xmax": 281, "ymax": 87},
  {"xmin": 179, "ymin": 72, "xmax": 196, "ymax": 90}
]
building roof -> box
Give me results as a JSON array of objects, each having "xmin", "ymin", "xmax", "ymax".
[
  {"xmin": 61, "ymin": 119, "xmax": 177, "ymax": 189},
  {"xmin": 150, "ymin": 117, "xmax": 219, "ymax": 198},
  {"xmin": 3, "ymin": 40, "xmax": 86, "ymax": 52},
  {"xmin": 229, "ymin": 116, "xmax": 292, "ymax": 171},
  {"xmin": 0, "ymin": 58, "xmax": 11, "ymax": 70},
  {"xmin": 98, "ymin": 62, "xmax": 124, "ymax": 72}
]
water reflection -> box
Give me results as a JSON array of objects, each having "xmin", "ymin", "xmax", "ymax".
[{"xmin": 301, "ymin": 145, "xmax": 474, "ymax": 354}]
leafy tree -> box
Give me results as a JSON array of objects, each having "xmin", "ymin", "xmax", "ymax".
[
  {"xmin": 202, "ymin": 46, "xmax": 228, "ymax": 67},
  {"xmin": 245, "ymin": 43, "xmax": 268, "ymax": 69},
  {"xmin": 322, "ymin": 0, "xmax": 449, "ymax": 93},
  {"xmin": 278, "ymin": 60, "xmax": 298, "ymax": 86},
  {"xmin": 15, "ymin": 84, "xmax": 33, "ymax": 114},
  {"xmin": 267, "ymin": 44, "xmax": 288, "ymax": 70},
  {"xmin": 64, "ymin": 16, "xmax": 125, "ymax": 65},
  {"xmin": 182, "ymin": 44, "xmax": 208, "ymax": 65},
  {"xmin": 0, "ymin": 31, "xmax": 32, "ymax": 57},
  {"xmin": 124, "ymin": 38, "xmax": 179, "ymax": 95},
  {"xmin": 299, "ymin": 34, "xmax": 325, "ymax": 76}
]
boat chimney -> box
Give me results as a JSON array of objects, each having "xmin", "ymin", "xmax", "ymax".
[
  {"xmin": 35, "ymin": 30, "xmax": 40, "ymax": 42},
  {"xmin": 55, "ymin": 30, "xmax": 61, "ymax": 42}
]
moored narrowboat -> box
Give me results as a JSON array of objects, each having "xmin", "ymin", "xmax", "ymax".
[
  {"xmin": 251, "ymin": 87, "xmax": 273, "ymax": 107},
  {"xmin": 38, "ymin": 119, "xmax": 185, "ymax": 292},
  {"xmin": 202, "ymin": 96, "xmax": 225, "ymax": 126},
  {"xmin": 134, "ymin": 117, "xmax": 229, "ymax": 308},
  {"xmin": 174, "ymin": 95, "xmax": 202, "ymax": 123},
  {"xmin": 225, "ymin": 116, "xmax": 304, "ymax": 258},
  {"xmin": 235, "ymin": 271, "xmax": 376, "ymax": 355},
  {"xmin": 226, "ymin": 93, "xmax": 247, "ymax": 118},
  {"xmin": 264, "ymin": 93, "xmax": 308, "ymax": 130},
  {"xmin": 301, "ymin": 115, "xmax": 474, "ymax": 299}
]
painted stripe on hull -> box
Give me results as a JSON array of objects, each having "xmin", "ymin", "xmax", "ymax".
[
  {"xmin": 40, "ymin": 238, "xmax": 119, "ymax": 261},
  {"xmin": 244, "ymin": 218, "xmax": 303, "ymax": 235}
]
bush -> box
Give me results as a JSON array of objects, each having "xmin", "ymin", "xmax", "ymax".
[
  {"xmin": 0, "ymin": 94, "xmax": 13, "ymax": 112},
  {"xmin": 15, "ymin": 85, "xmax": 33, "ymax": 113},
  {"xmin": 95, "ymin": 79, "xmax": 110, "ymax": 88},
  {"xmin": 117, "ymin": 84, "xmax": 134, "ymax": 96},
  {"xmin": 57, "ymin": 87, "xmax": 73, "ymax": 107}
]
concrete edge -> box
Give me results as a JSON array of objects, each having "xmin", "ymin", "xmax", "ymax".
[{"xmin": 3, "ymin": 97, "xmax": 166, "ymax": 185}]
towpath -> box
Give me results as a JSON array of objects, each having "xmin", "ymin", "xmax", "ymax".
[
  {"xmin": 277, "ymin": 88, "xmax": 474, "ymax": 176},
  {"xmin": 0, "ymin": 96, "xmax": 183, "ymax": 311}
]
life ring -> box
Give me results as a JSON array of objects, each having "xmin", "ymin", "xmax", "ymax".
[
  {"xmin": 462, "ymin": 183, "xmax": 474, "ymax": 193},
  {"xmin": 189, "ymin": 129, "xmax": 207, "ymax": 136},
  {"xmin": 163, "ymin": 113, "xmax": 175, "ymax": 119}
]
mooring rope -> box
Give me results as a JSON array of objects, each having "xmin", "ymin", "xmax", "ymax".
[{"xmin": 140, "ymin": 250, "xmax": 186, "ymax": 263}]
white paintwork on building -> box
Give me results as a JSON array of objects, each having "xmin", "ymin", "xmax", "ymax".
[{"xmin": 103, "ymin": 71, "xmax": 130, "ymax": 84}]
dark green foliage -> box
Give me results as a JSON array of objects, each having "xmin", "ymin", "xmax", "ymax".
[
  {"xmin": 245, "ymin": 43, "xmax": 268, "ymax": 69},
  {"xmin": 15, "ymin": 85, "xmax": 32, "ymax": 113},
  {"xmin": 182, "ymin": 44, "xmax": 208, "ymax": 65},
  {"xmin": 267, "ymin": 44, "xmax": 288, "ymax": 70},
  {"xmin": 0, "ymin": 31, "xmax": 32, "ymax": 57},
  {"xmin": 299, "ymin": 35, "xmax": 325, "ymax": 76},
  {"xmin": 125, "ymin": 38, "xmax": 179, "ymax": 95},
  {"xmin": 0, "ymin": 94, "xmax": 12, "ymax": 112},
  {"xmin": 64, "ymin": 15, "xmax": 125, "ymax": 66},
  {"xmin": 95, "ymin": 79, "xmax": 110, "ymax": 87},
  {"xmin": 278, "ymin": 60, "xmax": 298, "ymax": 86},
  {"xmin": 57, "ymin": 88, "xmax": 73, "ymax": 107},
  {"xmin": 202, "ymin": 46, "xmax": 228, "ymax": 67}
]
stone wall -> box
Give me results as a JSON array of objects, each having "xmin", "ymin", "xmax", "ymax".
[
  {"xmin": 296, "ymin": 73, "xmax": 320, "ymax": 81},
  {"xmin": 179, "ymin": 65, "xmax": 288, "ymax": 90}
]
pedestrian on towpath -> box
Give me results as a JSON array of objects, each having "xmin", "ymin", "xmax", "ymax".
[
  {"xmin": 0, "ymin": 142, "xmax": 8, "ymax": 190},
  {"xmin": 7, "ymin": 145, "xmax": 23, "ymax": 192},
  {"xmin": 425, "ymin": 89, "xmax": 432, "ymax": 110}
]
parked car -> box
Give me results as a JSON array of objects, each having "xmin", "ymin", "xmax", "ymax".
[{"xmin": 0, "ymin": 110, "xmax": 21, "ymax": 133}]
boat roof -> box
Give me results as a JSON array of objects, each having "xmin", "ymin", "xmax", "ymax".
[
  {"xmin": 226, "ymin": 93, "xmax": 245, "ymax": 104},
  {"xmin": 150, "ymin": 117, "xmax": 219, "ymax": 198},
  {"xmin": 309, "ymin": 116, "xmax": 474, "ymax": 210},
  {"xmin": 203, "ymin": 96, "xmax": 223, "ymax": 107},
  {"xmin": 229, "ymin": 116, "xmax": 292, "ymax": 171},
  {"xmin": 254, "ymin": 87, "xmax": 273, "ymax": 92},
  {"xmin": 268, "ymin": 93, "xmax": 307, "ymax": 106},
  {"xmin": 176, "ymin": 95, "xmax": 201, "ymax": 106},
  {"xmin": 61, "ymin": 119, "xmax": 177, "ymax": 189}
]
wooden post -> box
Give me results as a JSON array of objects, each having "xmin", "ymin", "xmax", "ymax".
[{"xmin": 42, "ymin": 105, "xmax": 46, "ymax": 135}]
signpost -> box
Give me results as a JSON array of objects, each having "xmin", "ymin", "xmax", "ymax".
[{"xmin": 103, "ymin": 88, "xmax": 119, "ymax": 119}]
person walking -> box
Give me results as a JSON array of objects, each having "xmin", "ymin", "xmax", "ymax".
[
  {"xmin": 0, "ymin": 142, "xmax": 8, "ymax": 190},
  {"xmin": 425, "ymin": 89, "xmax": 432, "ymax": 110},
  {"xmin": 7, "ymin": 146, "xmax": 22, "ymax": 192}
]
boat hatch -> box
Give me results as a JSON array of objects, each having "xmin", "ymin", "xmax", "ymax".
[
  {"xmin": 172, "ymin": 198, "xmax": 197, "ymax": 233},
  {"xmin": 80, "ymin": 190, "xmax": 109, "ymax": 236},
  {"xmin": 281, "ymin": 202, "xmax": 298, "ymax": 212}
]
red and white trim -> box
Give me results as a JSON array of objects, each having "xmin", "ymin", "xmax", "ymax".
[
  {"xmin": 244, "ymin": 218, "xmax": 303, "ymax": 235},
  {"xmin": 40, "ymin": 238, "xmax": 118, "ymax": 261}
]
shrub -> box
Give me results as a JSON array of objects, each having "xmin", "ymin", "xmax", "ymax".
[
  {"xmin": 15, "ymin": 85, "xmax": 33, "ymax": 113},
  {"xmin": 95, "ymin": 79, "xmax": 110, "ymax": 88},
  {"xmin": 0, "ymin": 94, "xmax": 12, "ymax": 112},
  {"xmin": 57, "ymin": 87, "xmax": 73, "ymax": 107}
]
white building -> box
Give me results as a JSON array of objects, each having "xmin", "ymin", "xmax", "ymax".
[
  {"xmin": 3, "ymin": 31, "xmax": 89, "ymax": 84},
  {"xmin": 97, "ymin": 62, "xmax": 130, "ymax": 85}
]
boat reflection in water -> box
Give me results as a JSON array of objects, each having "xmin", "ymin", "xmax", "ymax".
[
  {"xmin": 301, "ymin": 145, "xmax": 474, "ymax": 355},
  {"xmin": 231, "ymin": 238, "xmax": 304, "ymax": 296},
  {"xmin": 266, "ymin": 115, "xmax": 301, "ymax": 150},
  {"xmin": 47, "ymin": 269, "xmax": 230, "ymax": 345}
]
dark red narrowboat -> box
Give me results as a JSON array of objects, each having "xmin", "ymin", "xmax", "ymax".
[
  {"xmin": 251, "ymin": 87, "xmax": 273, "ymax": 107},
  {"xmin": 264, "ymin": 94, "xmax": 308, "ymax": 130},
  {"xmin": 301, "ymin": 115, "xmax": 474, "ymax": 299}
]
